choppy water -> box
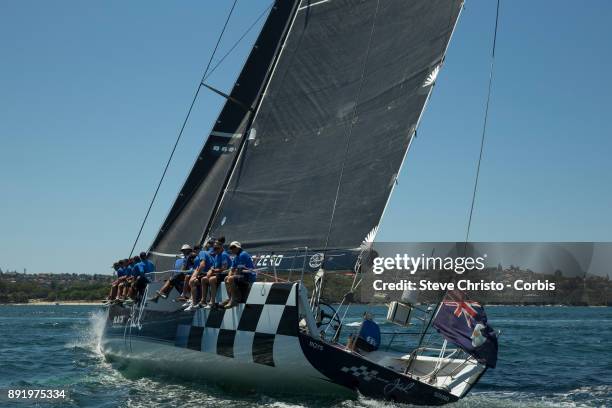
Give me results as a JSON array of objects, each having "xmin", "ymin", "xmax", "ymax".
[{"xmin": 0, "ymin": 305, "xmax": 610, "ymax": 407}]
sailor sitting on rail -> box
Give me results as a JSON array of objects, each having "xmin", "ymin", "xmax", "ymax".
[
  {"xmin": 347, "ymin": 312, "xmax": 381, "ymax": 353},
  {"xmin": 196, "ymin": 240, "xmax": 231, "ymax": 309},
  {"xmin": 221, "ymin": 241, "xmax": 255, "ymax": 309},
  {"xmin": 148, "ymin": 244, "xmax": 193, "ymax": 303},
  {"xmin": 178, "ymin": 239, "xmax": 217, "ymax": 303},
  {"xmin": 119, "ymin": 255, "xmax": 139, "ymax": 303},
  {"xmin": 124, "ymin": 252, "xmax": 155, "ymax": 305},
  {"xmin": 183, "ymin": 245, "xmax": 215, "ymax": 311},
  {"xmin": 175, "ymin": 250, "xmax": 200, "ymax": 302},
  {"xmin": 115, "ymin": 256, "xmax": 140, "ymax": 303},
  {"xmin": 104, "ymin": 261, "xmax": 126, "ymax": 304},
  {"xmin": 135, "ymin": 252, "xmax": 155, "ymax": 277}
]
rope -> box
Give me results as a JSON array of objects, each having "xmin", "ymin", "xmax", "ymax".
[
  {"xmin": 128, "ymin": 0, "xmax": 239, "ymax": 258},
  {"xmin": 257, "ymin": 271, "xmax": 290, "ymax": 282},
  {"xmin": 464, "ymin": 0, "xmax": 500, "ymax": 249},
  {"xmin": 203, "ymin": 1, "xmax": 275, "ymax": 83}
]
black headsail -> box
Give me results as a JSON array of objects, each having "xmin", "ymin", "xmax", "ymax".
[
  {"xmin": 148, "ymin": 0, "xmax": 300, "ymax": 270},
  {"xmin": 207, "ymin": 0, "xmax": 464, "ymax": 268}
]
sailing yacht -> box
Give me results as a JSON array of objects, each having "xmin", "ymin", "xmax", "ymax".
[{"xmin": 102, "ymin": 0, "xmax": 497, "ymax": 404}]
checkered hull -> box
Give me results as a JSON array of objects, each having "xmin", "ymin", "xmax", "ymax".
[{"xmin": 102, "ymin": 282, "xmax": 348, "ymax": 396}]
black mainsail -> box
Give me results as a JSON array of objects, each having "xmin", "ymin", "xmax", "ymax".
[
  {"xmin": 207, "ymin": 0, "xmax": 463, "ymax": 260},
  {"xmin": 148, "ymin": 0, "xmax": 299, "ymax": 270}
]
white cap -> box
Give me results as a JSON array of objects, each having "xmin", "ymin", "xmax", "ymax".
[
  {"xmin": 229, "ymin": 241, "xmax": 241, "ymax": 249},
  {"xmin": 180, "ymin": 244, "xmax": 193, "ymax": 251}
]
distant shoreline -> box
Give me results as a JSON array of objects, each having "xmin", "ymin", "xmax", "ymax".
[{"xmin": 2, "ymin": 300, "xmax": 102, "ymax": 306}]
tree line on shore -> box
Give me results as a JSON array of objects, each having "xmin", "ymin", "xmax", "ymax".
[{"xmin": 0, "ymin": 274, "xmax": 112, "ymax": 303}]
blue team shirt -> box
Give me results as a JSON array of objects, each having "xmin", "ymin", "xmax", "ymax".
[
  {"xmin": 174, "ymin": 257, "xmax": 186, "ymax": 273},
  {"xmin": 134, "ymin": 260, "xmax": 155, "ymax": 278},
  {"xmin": 126, "ymin": 264, "xmax": 135, "ymax": 277},
  {"xmin": 214, "ymin": 250, "xmax": 231, "ymax": 270},
  {"xmin": 231, "ymin": 250, "xmax": 255, "ymax": 282},
  {"xmin": 132, "ymin": 263, "xmax": 145, "ymax": 278},
  {"xmin": 195, "ymin": 250, "xmax": 214, "ymax": 273},
  {"xmin": 231, "ymin": 250, "xmax": 254, "ymax": 270},
  {"xmin": 116, "ymin": 267, "xmax": 127, "ymax": 278},
  {"xmin": 139, "ymin": 259, "xmax": 155, "ymax": 273}
]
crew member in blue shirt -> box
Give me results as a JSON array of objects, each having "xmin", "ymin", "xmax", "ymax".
[
  {"xmin": 148, "ymin": 244, "xmax": 192, "ymax": 303},
  {"xmin": 198, "ymin": 240, "xmax": 232, "ymax": 309},
  {"xmin": 223, "ymin": 241, "xmax": 255, "ymax": 309},
  {"xmin": 124, "ymin": 252, "xmax": 156, "ymax": 304},
  {"xmin": 105, "ymin": 262, "xmax": 126, "ymax": 304},
  {"xmin": 116, "ymin": 256, "xmax": 141, "ymax": 302},
  {"xmin": 183, "ymin": 246, "xmax": 215, "ymax": 311},
  {"xmin": 114, "ymin": 259, "xmax": 129, "ymax": 302},
  {"xmin": 138, "ymin": 252, "xmax": 155, "ymax": 274}
]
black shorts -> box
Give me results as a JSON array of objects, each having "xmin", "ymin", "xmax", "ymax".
[
  {"xmin": 134, "ymin": 276, "xmax": 149, "ymax": 291},
  {"xmin": 229, "ymin": 274, "xmax": 251, "ymax": 303},
  {"xmin": 169, "ymin": 272, "xmax": 186, "ymax": 292},
  {"xmin": 233, "ymin": 274, "xmax": 250, "ymax": 285},
  {"xmin": 215, "ymin": 272, "xmax": 228, "ymax": 283}
]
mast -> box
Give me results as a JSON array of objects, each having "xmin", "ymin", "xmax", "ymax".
[
  {"xmin": 201, "ymin": 1, "xmax": 301, "ymax": 244},
  {"xmin": 148, "ymin": 0, "xmax": 300, "ymax": 270}
]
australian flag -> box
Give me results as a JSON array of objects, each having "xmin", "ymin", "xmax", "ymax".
[{"xmin": 432, "ymin": 291, "xmax": 498, "ymax": 368}]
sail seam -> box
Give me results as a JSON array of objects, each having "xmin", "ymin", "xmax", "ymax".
[{"xmin": 321, "ymin": 0, "xmax": 382, "ymax": 255}]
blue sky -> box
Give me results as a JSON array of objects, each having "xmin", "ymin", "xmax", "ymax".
[{"xmin": 1, "ymin": 0, "xmax": 611, "ymax": 275}]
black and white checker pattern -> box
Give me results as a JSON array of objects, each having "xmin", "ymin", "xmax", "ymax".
[
  {"xmin": 177, "ymin": 282, "xmax": 298, "ymax": 367},
  {"xmin": 341, "ymin": 365, "xmax": 379, "ymax": 382}
]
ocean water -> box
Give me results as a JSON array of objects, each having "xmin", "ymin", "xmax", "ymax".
[{"xmin": 0, "ymin": 305, "xmax": 610, "ymax": 408}]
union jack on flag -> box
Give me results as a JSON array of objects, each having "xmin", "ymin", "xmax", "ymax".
[{"xmin": 441, "ymin": 300, "xmax": 482, "ymax": 328}]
